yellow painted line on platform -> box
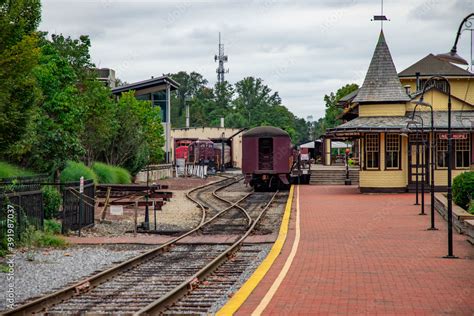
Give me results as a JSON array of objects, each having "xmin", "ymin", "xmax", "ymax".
[
  {"xmin": 251, "ymin": 185, "xmax": 301, "ymax": 315},
  {"xmin": 216, "ymin": 185, "xmax": 296, "ymax": 316}
]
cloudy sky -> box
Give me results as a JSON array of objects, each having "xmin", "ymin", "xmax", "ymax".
[{"xmin": 40, "ymin": 0, "xmax": 473, "ymax": 120}]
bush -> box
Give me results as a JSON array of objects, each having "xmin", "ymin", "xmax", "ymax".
[
  {"xmin": 113, "ymin": 166, "xmax": 132, "ymax": 184},
  {"xmin": 44, "ymin": 219, "xmax": 62, "ymax": 235},
  {"xmin": 92, "ymin": 162, "xmax": 118, "ymax": 184},
  {"xmin": 60, "ymin": 161, "xmax": 97, "ymax": 183},
  {"xmin": 92, "ymin": 162, "xmax": 131, "ymax": 184},
  {"xmin": 42, "ymin": 186, "xmax": 61, "ymax": 219},
  {"xmin": 0, "ymin": 161, "xmax": 33, "ymax": 178},
  {"xmin": 452, "ymin": 171, "xmax": 474, "ymax": 210}
]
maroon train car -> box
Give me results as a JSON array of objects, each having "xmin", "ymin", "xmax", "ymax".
[
  {"xmin": 242, "ymin": 126, "xmax": 292, "ymax": 190},
  {"xmin": 188, "ymin": 139, "xmax": 215, "ymax": 165}
]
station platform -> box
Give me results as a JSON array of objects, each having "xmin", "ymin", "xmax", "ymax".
[{"xmin": 221, "ymin": 185, "xmax": 474, "ymax": 315}]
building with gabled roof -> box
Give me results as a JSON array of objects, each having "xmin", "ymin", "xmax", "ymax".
[{"xmin": 326, "ymin": 30, "xmax": 473, "ymax": 193}]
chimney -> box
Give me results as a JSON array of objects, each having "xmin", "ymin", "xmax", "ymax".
[
  {"xmin": 220, "ymin": 117, "xmax": 225, "ymax": 128},
  {"xmin": 415, "ymin": 72, "xmax": 420, "ymax": 91}
]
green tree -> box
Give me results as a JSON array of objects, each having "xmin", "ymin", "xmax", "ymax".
[
  {"xmin": 104, "ymin": 92, "xmax": 164, "ymax": 175},
  {"xmin": 79, "ymin": 80, "xmax": 116, "ymax": 165},
  {"xmin": 169, "ymin": 71, "xmax": 208, "ymax": 127},
  {"xmin": 28, "ymin": 40, "xmax": 85, "ymax": 173},
  {"xmin": 314, "ymin": 83, "xmax": 359, "ymax": 137},
  {"xmin": 233, "ymin": 77, "xmax": 281, "ymax": 127},
  {"xmin": 0, "ymin": 0, "xmax": 41, "ymax": 158}
]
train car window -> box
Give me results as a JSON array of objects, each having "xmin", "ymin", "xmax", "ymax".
[{"xmin": 259, "ymin": 138, "xmax": 274, "ymax": 170}]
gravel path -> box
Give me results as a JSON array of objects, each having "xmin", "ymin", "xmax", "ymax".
[{"xmin": 0, "ymin": 245, "xmax": 150, "ymax": 312}]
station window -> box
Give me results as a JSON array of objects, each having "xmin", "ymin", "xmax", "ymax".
[
  {"xmin": 455, "ymin": 136, "xmax": 471, "ymax": 168},
  {"xmin": 365, "ymin": 134, "xmax": 379, "ymax": 169},
  {"xmin": 385, "ymin": 134, "xmax": 400, "ymax": 169},
  {"xmin": 436, "ymin": 137, "xmax": 448, "ymax": 168}
]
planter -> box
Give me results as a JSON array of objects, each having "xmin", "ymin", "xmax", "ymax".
[{"xmin": 434, "ymin": 193, "xmax": 474, "ymax": 234}]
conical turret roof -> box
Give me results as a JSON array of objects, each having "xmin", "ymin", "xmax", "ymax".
[{"xmin": 353, "ymin": 31, "xmax": 410, "ymax": 103}]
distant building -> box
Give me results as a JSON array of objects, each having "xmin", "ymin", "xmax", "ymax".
[
  {"xmin": 95, "ymin": 68, "xmax": 116, "ymax": 88},
  {"xmin": 111, "ymin": 76, "xmax": 180, "ymax": 163},
  {"xmin": 326, "ymin": 30, "xmax": 473, "ymax": 193},
  {"xmin": 171, "ymin": 127, "xmax": 245, "ymax": 168}
]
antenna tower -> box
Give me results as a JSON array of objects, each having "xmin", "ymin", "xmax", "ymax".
[{"xmin": 214, "ymin": 32, "xmax": 229, "ymax": 85}]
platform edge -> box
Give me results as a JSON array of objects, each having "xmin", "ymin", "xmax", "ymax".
[{"xmin": 216, "ymin": 185, "xmax": 295, "ymax": 316}]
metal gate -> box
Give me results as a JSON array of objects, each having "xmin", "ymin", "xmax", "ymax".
[{"xmin": 61, "ymin": 179, "xmax": 95, "ymax": 233}]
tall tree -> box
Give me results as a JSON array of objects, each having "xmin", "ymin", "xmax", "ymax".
[
  {"xmin": 0, "ymin": 0, "xmax": 41, "ymax": 158},
  {"xmin": 169, "ymin": 71, "xmax": 208, "ymax": 127},
  {"xmin": 233, "ymin": 77, "xmax": 281, "ymax": 127},
  {"xmin": 314, "ymin": 83, "xmax": 359, "ymax": 137}
]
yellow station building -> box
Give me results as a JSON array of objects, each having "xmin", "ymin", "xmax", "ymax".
[{"xmin": 326, "ymin": 31, "xmax": 473, "ymax": 193}]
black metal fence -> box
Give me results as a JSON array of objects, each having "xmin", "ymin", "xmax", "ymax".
[
  {"xmin": 61, "ymin": 179, "xmax": 95, "ymax": 233},
  {"xmin": 0, "ymin": 175, "xmax": 48, "ymax": 240}
]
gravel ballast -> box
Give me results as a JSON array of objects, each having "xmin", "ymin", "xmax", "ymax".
[{"xmin": 0, "ymin": 245, "xmax": 149, "ymax": 311}]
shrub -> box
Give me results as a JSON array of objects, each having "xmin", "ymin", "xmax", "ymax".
[
  {"xmin": 469, "ymin": 200, "xmax": 474, "ymax": 215},
  {"xmin": 452, "ymin": 171, "xmax": 474, "ymax": 210},
  {"xmin": 42, "ymin": 186, "xmax": 61, "ymax": 219},
  {"xmin": 60, "ymin": 161, "xmax": 97, "ymax": 183},
  {"xmin": 92, "ymin": 162, "xmax": 131, "ymax": 184},
  {"xmin": 44, "ymin": 219, "xmax": 62, "ymax": 235},
  {"xmin": 0, "ymin": 161, "xmax": 33, "ymax": 178},
  {"xmin": 92, "ymin": 162, "xmax": 118, "ymax": 184},
  {"xmin": 112, "ymin": 166, "xmax": 132, "ymax": 184}
]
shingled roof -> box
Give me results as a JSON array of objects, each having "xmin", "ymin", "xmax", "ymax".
[
  {"xmin": 398, "ymin": 53, "xmax": 472, "ymax": 77},
  {"xmin": 353, "ymin": 31, "xmax": 410, "ymax": 104}
]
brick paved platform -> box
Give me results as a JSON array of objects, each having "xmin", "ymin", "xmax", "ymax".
[
  {"xmin": 236, "ymin": 185, "xmax": 474, "ymax": 315},
  {"xmin": 65, "ymin": 233, "xmax": 277, "ymax": 245}
]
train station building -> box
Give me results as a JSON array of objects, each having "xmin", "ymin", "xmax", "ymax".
[{"xmin": 326, "ymin": 31, "xmax": 474, "ymax": 193}]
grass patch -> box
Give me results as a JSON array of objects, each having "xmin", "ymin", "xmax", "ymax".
[
  {"xmin": 92, "ymin": 162, "xmax": 131, "ymax": 184},
  {"xmin": 60, "ymin": 161, "xmax": 97, "ymax": 183},
  {"xmin": 0, "ymin": 161, "xmax": 34, "ymax": 178},
  {"xmin": 0, "ymin": 263, "xmax": 9, "ymax": 273},
  {"xmin": 21, "ymin": 226, "xmax": 68, "ymax": 249}
]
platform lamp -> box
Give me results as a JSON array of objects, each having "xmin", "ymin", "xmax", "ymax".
[
  {"xmin": 411, "ymin": 75, "xmax": 457, "ymax": 259},
  {"xmin": 435, "ymin": 13, "xmax": 473, "ymax": 66},
  {"xmin": 344, "ymin": 148, "xmax": 351, "ymax": 185},
  {"xmin": 410, "ymin": 98, "xmax": 436, "ymax": 230},
  {"xmin": 434, "ymin": 14, "xmax": 473, "ymax": 258},
  {"xmin": 406, "ymin": 116, "xmax": 427, "ymax": 215}
]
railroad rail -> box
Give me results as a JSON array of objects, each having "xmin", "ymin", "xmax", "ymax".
[{"xmin": 3, "ymin": 175, "xmax": 278, "ymax": 315}]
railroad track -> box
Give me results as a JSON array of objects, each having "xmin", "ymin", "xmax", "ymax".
[{"xmin": 4, "ymin": 176, "xmax": 279, "ymax": 315}]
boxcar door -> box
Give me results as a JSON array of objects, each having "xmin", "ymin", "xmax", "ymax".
[{"xmin": 258, "ymin": 138, "xmax": 274, "ymax": 170}]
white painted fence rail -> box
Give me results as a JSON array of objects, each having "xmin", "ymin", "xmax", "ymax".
[{"xmin": 135, "ymin": 164, "xmax": 173, "ymax": 182}]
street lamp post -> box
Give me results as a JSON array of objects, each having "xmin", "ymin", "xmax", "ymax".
[
  {"xmin": 412, "ymin": 75, "xmax": 457, "ymax": 258},
  {"xmin": 407, "ymin": 115, "xmax": 426, "ymax": 215},
  {"xmin": 432, "ymin": 14, "xmax": 473, "ymax": 258},
  {"xmin": 410, "ymin": 100, "xmax": 436, "ymax": 228}
]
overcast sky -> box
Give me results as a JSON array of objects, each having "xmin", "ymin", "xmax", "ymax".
[{"xmin": 39, "ymin": 0, "xmax": 473, "ymax": 120}]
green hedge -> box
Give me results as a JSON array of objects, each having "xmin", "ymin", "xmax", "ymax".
[
  {"xmin": 0, "ymin": 161, "xmax": 33, "ymax": 178},
  {"xmin": 452, "ymin": 171, "xmax": 474, "ymax": 210},
  {"xmin": 91, "ymin": 162, "xmax": 131, "ymax": 184},
  {"xmin": 60, "ymin": 161, "xmax": 97, "ymax": 183}
]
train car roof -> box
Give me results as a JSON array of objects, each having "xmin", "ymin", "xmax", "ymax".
[{"xmin": 243, "ymin": 126, "xmax": 289, "ymax": 138}]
